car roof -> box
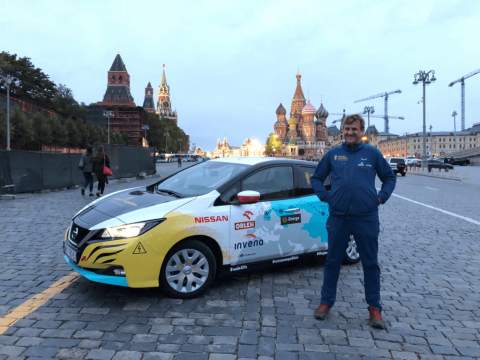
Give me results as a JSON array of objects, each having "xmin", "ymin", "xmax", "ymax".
[{"xmin": 211, "ymin": 157, "xmax": 314, "ymax": 166}]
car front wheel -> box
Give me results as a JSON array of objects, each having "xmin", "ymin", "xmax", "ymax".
[
  {"xmin": 160, "ymin": 240, "xmax": 216, "ymax": 298},
  {"xmin": 344, "ymin": 236, "xmax": 360, "ymax": 264}
]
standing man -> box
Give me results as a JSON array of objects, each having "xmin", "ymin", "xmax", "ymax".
[{"xmin": 311, "ymin": 114, "xmax": 396, "ymax": 329}]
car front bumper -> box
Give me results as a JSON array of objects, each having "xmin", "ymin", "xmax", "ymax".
[{"xmin": 64, "ymin": 255, "xmax": 128, "ymax": 287}]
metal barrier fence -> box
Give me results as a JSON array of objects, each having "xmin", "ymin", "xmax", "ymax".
[{"xmin": 0, "ymin": 145, "xmax": 155, "ymax": 194}]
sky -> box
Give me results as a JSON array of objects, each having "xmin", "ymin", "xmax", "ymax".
[{"xmin": 2, "ymin": 0, "xmax": 480, "ymax": 150}]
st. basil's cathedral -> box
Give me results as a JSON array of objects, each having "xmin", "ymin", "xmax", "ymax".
[{"xmin": 273, "ymin": 72, "xmax": 329, "ymax": 158}]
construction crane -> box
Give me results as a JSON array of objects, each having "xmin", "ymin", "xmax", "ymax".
[
  {"xmin": 330, "ymin": 112, "xmax": 404, "ymax": 130},
  {"xmin": 448, "ymin": 68, "xmax": 480, "ymax": 131},
  {"xmin": 354, "ymin": 89, "xmax": 402, "ymax": 134}
]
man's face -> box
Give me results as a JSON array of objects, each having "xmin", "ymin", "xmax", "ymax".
[{"xmin": 343, "ymin": 121, "xmax": 364, "ymax": 145}]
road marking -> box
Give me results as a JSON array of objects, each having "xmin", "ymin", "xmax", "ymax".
[
  {"xmin": 0, "ymin": 273, "xmax": 78, "ymax": 335},
  {"xmin": 392, "ymin": 193, "xmax": 480, "ymax": 226},
  {"xmin": 425, "ymin": 186, "xmax": 439, "ymax": 191}
]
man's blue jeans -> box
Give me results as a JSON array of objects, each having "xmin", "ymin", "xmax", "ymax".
[{"xmin": 320, "ymin": 212, "xmax": 381, "ymax": 309}]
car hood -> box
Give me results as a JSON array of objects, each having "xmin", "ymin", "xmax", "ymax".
[{"xmin": 73, "ymin": 187, "xmax": 195, "ymax": 230}]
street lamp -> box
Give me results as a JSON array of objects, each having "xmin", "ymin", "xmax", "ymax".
[
  {"xmin": 142, "ymin": 124, "xmax": 150, "ymax": 141},
  {"xmin": 363, "ymin": 106, "xmax": 375, "ymax": 128},
  {"xmin": 103, "ymin": 110, "xmax": 114, "ymax": 145},
  {"xmin": 413, "ymin": 70, "xmax": 436, "ymax": 168},
  {"xmin": 0, "ymin": 73, "xmax": 19, "ymax": 151},
  {"xmin": 451, "ymin": 110, "xmax": 457, "ymax": 152}
]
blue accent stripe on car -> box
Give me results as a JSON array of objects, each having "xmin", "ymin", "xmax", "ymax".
[{"xmin": 64, "ymin": 255, "xmax": 128, "ymax": 287}]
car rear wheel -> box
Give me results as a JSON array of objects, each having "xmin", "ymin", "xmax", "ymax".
[
  {"xmin": 160, "ymin": 240, "xmax": 216, "ymax": 298},
  {"xmin": 344, "ymin": 236, "xmax": 360, "ymax": 264}
]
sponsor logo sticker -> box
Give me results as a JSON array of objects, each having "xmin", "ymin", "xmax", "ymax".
[
  {"xmin": 194, "ymin": 215, "xmax": 229, "ymax": 223},
  {"xmin": 272, "ymin": 255, "xmax": 299, "ymax": 264},
  {"xmin": 242, "ymin": 210, "xmax": 253, "ymax": 220},
  {"xmin": 281, "ymin": 214, "xmax": 301, "ymax": 225},
  {"xmin": 234, "ymin": 234, "xmax": 264, "ymax": 250},
  {"xmin": 230, "ymin": 265, "xmax": 248, "ymax": 272},
  {"xmin": 234, "ymin": 220, "xmax": 256, "ymax": 230}
]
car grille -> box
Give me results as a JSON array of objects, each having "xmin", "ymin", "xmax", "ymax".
[{"xmin": 69, "ymin": 223, "xmax": 90, "ymax": 245}]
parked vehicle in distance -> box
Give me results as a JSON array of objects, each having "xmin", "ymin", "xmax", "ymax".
[
  {"xmin": 386, "ymin": 157, "xmax": 407, "ymax": 176},
  {"xmin": 426, "ymin": 159, "xmax": 454, "ymax": 171},
  {"xmin": 405, "ymin": 156, "xmax": 418, "ymax": 166},
  {"xmin": 444, "ymin": 157, "xmax": 470, "ymax": 166}
]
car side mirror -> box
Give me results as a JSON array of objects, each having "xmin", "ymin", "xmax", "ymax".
[{"xmin": 236, "ymin": 190, "xmax": 260, "ymax": 204}]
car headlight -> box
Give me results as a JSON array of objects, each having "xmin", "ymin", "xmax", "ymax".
[{"xmin": 100, "ymin": 219, "xmax": 165, "ymax": 240}]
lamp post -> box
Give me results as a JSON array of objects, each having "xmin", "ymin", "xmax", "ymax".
[
  {"xmin": 451, "ymin": 110, "xmax": 457, "ymax": 153},
  {"xmin": 103, "ymin": 110, "xmax": 114, "ymax": 145},
  {"xmin": 363, "ymin": 106, "xmax": 375, "ymax": 128},
  {"xmin": 142, "ymin": 124, "xmax": 150, "ymax": 143},
  {"xmin": 1, "ymin": 74, "xmax": 17, "ymax": 151},
  {"xmin": 413, "ymin": 70, "xmax": 436, "ymax": 168}
]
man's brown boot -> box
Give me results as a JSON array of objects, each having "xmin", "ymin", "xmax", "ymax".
[
  {"xmin": 314, "ymin": 304, "xmax": 330, "ymax": 320},
  {"xmin": 368, "ymin": 306, "xmax": 386, "ymax": 329}
]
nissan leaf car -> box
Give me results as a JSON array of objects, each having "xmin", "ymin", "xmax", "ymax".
[{"xmin": 64, "ymin": 157, "xmax": 359, "ymax": 298}]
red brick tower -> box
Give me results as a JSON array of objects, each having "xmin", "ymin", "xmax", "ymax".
[{"xmin": 100, "ymin": 54, "xmax": 135, "ymax": 106}]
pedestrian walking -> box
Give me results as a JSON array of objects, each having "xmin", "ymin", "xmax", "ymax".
[
  {"xmin": 78, "ymin": 146, "xmax": 94, "ymax": 196},
  {"xmin": 311, "ymin": 114, "xmax": 396, "ymax": 329},
  {"xmin": 177, "ymin": 156, "xmax": 182, "ymax": 167},
  {"xmin": 92, "ymin": 146, "xmax": 112, "ymax": 197}
]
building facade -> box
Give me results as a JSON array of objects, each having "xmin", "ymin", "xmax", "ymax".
[
  {"xmin": 210, "ymin": 137, "xmax": 265, "ymax": 158},
  {"xmin": 95, "ymin": 54, "xmax": 144, "ymax": 145},
  {"xmin": 272, "ymin": 73, "xmax": 328, "ymax": 159},
  {"xmin": 156, "ymin": 65, "xmax": 178, "ymax": 124},
  {"xmin": 142, "ymin": 82, "xmax": 155, "ymax": 113},
  {"xmin": 378, "ymin": 124, "xmax": 480, "ymax": 157}
]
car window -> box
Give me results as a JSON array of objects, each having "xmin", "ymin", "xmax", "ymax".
[
  {"xmin": 158, "ymin": 161, "xmax": 248, "ymax": 197},
  {"xmin": 242, "ymin": 166, "xmax": 294, "ymax": 201},
  {"xmin": 296, "ymin": 166, "xmax": 315, "ymax": 196}
]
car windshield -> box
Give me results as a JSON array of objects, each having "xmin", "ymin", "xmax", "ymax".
[
  {"xmin": 157, "ymin": 161, "xmax": 249, "ymax": 197},
  {"xmin": 390, "ymin": 158, "xmax": 405, "ymax": 164}
]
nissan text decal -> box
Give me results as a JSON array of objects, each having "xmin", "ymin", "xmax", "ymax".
[{"xmin": 194, "ymin": 215, "xmax": 229, "ymax": 223}]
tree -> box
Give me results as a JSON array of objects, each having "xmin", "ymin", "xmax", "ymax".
[
  {"xmin": 0, "ymin": 52, "xmax": 57, "ymax": 109},
  {"xmin": 65, "ymin": 118, "xmax": 81, "ymax": 147},
  {"xmin": 32, "ymin": 112, "xmax": 52, "ymax": 150},
  {"xmin": 11, "ymin": 109, "xmax": 34, "ymax": 150},
  {"xmin": 265, "ymin": 133, "xmax": 282, "ymax": 156},
  {"xmin": 49, "ymin": 116, "xmax": 68, "ymax": 147}
]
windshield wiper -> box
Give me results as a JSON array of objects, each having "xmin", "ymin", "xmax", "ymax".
[{"xmin": 156, "ymin": 188, "xmax": 183, "ymax": 198}]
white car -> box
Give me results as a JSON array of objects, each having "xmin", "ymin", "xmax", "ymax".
[{"xmin": 64, "ymin": 157, "xmax": 359, "ymax": 298}]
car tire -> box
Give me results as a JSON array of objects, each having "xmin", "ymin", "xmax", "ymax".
[
  {"xmin": 160, "ymin": 239, "xmax": 216, "ymax": 299},
  {"xmin": 343, "ymin": 235, "xmax": 360, "ymax": 265}
]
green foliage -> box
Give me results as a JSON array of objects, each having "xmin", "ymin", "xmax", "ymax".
[
  {"xmin": 32, "ymin": 112, "xmax": 52, "ymax": 150},
  {"xmin": 144, "ymin": 113, "xmax": 189, "ymax": 153},
  {"xmin": 0, "ymin": 52, "xmax": 57, "ymax": 109},
  {"xmin": 265, "ymin": 133, "xmax": 282, "ymax": 156},
  {"xmin": 11, "ymin": 110, "xmax": 34, "ymax": 150}
]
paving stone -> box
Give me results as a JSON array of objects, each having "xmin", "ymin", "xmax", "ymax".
[
  {"xmin": 86, "ymin": 349, "xmax": 116, "ymax": 360},
  {"xmin": 111, "ymin": 350, "xmax": 143, "ymax": 360},
  {"xmin": 56, "ymin": 348, "xmax": 89, "ymax": 359}
]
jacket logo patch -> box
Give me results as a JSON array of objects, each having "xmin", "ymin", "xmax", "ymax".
[{"xmin": 334, "ymin": 155, "xmax": 348, "ymax": 161}]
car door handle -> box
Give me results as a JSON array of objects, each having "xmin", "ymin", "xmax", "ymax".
[{"xmin": 281, "ymin": 208, "xmax": 300, "ymax": 213}]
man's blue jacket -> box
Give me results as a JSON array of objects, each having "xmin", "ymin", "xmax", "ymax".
[{"xmin": 311, "ymin": 142, "xmax": 396, "ymax": 216}]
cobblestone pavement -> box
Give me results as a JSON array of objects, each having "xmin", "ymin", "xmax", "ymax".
[{"xmin": 0, "ymin": 171, "xmax": 479, "ymax": 359}]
